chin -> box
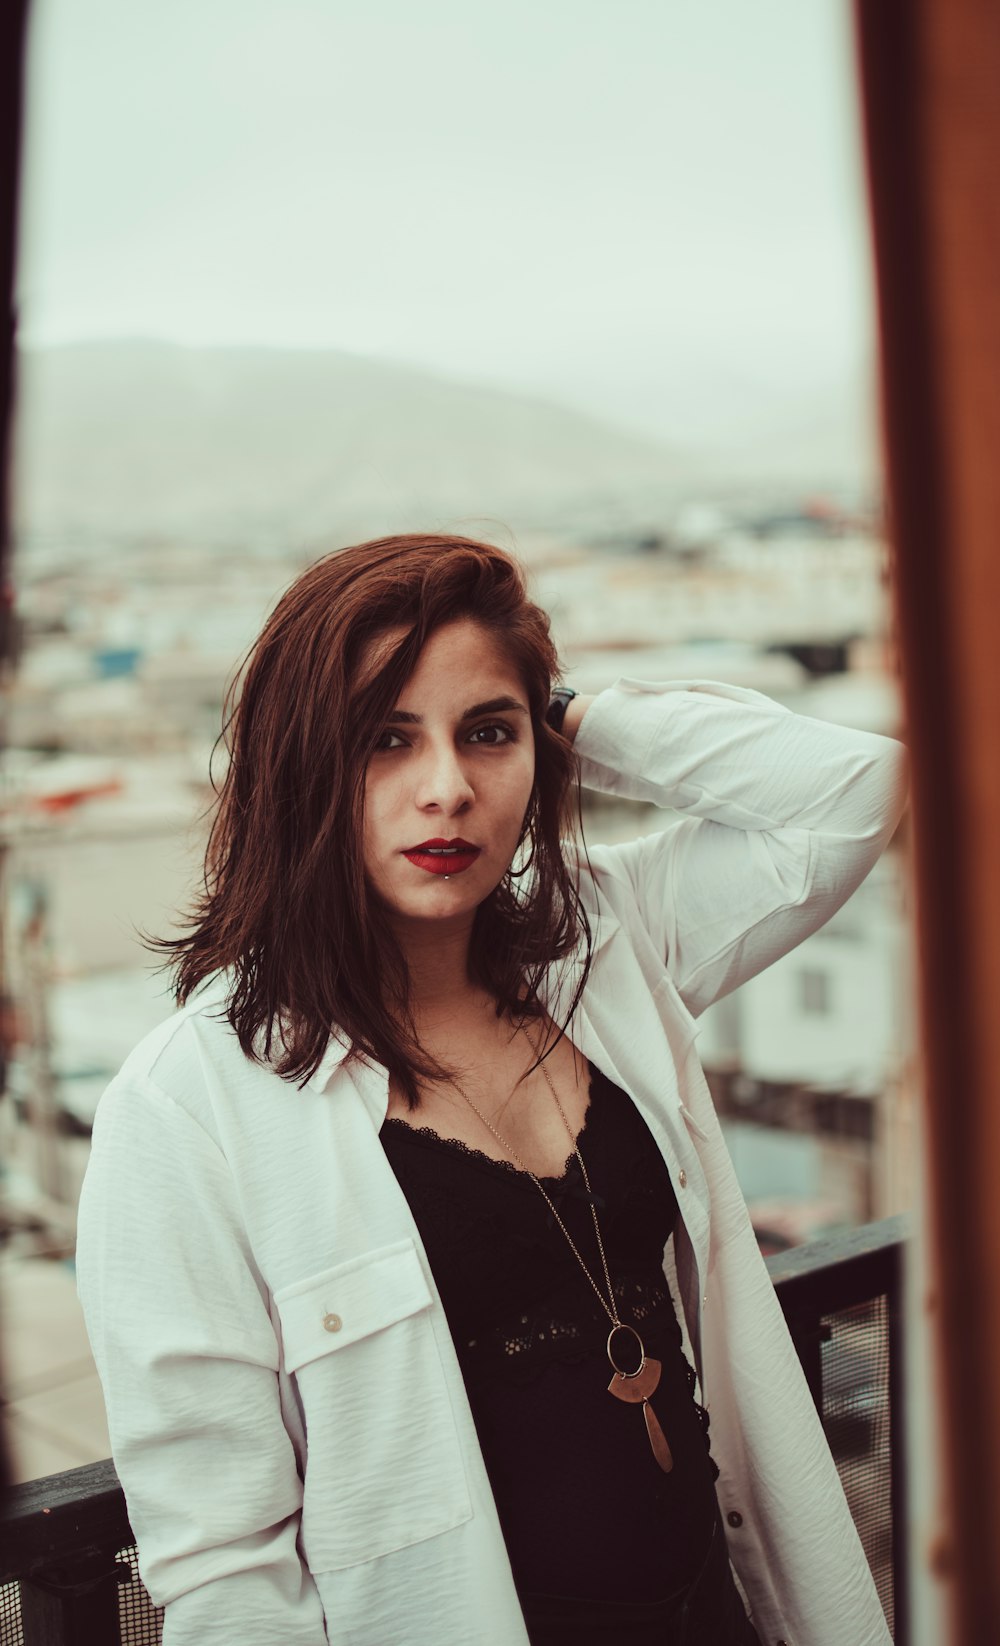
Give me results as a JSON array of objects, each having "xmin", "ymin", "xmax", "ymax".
[{"xmin": 376, "ymin": 877, "xmax": 470, "ymax": 913}]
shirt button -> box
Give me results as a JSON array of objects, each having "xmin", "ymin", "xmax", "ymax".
[
  {"xmin": 677, "ymin": 1169, "xmax": 687, "ymax": 1188},
  {"xmin": 323, "ymin": 1313, "xmax": 343, "ymax": 1333},
  {"xmin": 727, "ymin": 1510, "xmax": 743, "ymax": 1528}
]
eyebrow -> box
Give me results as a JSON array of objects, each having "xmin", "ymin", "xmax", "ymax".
[{"xmin": 385, "ymin": 696, "xmax": 530, "ymax": 725}]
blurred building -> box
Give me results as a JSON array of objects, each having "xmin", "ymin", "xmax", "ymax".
[{"xmin": 1, "ymin": 512, "xmax": 911, "ymax": 1255}]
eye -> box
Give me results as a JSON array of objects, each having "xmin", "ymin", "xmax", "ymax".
[
  {"xmin": 373, "ymin": 729, "xmax": 408, "ymax": 752},
  {"xmin": 468, "ymin": 721, "xmax": 516, "ymax": 746}
]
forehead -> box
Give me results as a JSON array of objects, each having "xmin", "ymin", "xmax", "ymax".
[{"xmin": 358, "ymin": 619, "xmax": 525, "ymax": 698}]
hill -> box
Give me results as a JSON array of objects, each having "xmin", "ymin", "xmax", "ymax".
[{"xmin": 12, "ymin": 340, "xmax": 684, "ymax": 543}]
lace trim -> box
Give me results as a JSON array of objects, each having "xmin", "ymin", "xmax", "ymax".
[
  {"xmin": 683, "ymin": 1359, "xmax": 720, "ymax": 1480},
  {"xmin": 459, "ymin": 1272, "xmax": 667, "ymax": 1366},
  {"xmin": 380, "ymin": 1092, "xmax": 594, "ymax": 1185}
]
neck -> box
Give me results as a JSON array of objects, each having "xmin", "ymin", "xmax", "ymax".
[{"xmin": 390, "ymin": 911, "xmax": 483, "ymax": 1025}]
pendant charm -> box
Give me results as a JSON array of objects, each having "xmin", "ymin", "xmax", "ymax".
[
  {"xmin": 606, "ymin": 1323, "xmax": 673, "ymax": 1473},
  {"xmin": 607, "ymin": 1356, "xmax": 662, "ymax": 1402},
  {"xmin": 642, "ymin": 1399, "xmax": 674, "ymax": 1472}
]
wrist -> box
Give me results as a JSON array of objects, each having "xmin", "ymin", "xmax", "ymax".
[
  {"xmin": 545, "ymin": 687, "xmax": 578, "ymax": 738},
  {"xmin": 561, "ymin": 693, "xmax": 592, "ymax": 743},
  {"xmin": 546, "ymin": 690, "xmax": 592, "ymax": 744}
]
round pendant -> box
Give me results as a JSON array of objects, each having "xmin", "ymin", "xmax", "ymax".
[{"xmin": 606, "ymin": 1321, "xmax": 645, "ymax": 1378}]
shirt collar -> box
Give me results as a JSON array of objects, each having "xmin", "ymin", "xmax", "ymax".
[{"xmin": 304, "ymin": 1028, "xmax": 353, "ymax": 1094}]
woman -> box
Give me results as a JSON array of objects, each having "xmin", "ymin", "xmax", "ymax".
[{"xmin": 76, "ymin": 533, "xmax": 906, "ymax": 1646}]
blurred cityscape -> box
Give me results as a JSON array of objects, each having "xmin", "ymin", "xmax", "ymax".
[{"xmin": 0, "ymin": 341, "xmax": 911, "ymax": 1479}]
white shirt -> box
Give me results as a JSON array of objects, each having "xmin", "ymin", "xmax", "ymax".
[{"xmin": 76, "ymin": 676, "xmax": 908, "ymax": 1646}]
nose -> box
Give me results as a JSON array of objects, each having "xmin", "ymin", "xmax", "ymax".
[{"xmin": 414, "ymin": 740, "xmax": 475, "ymax": 815}]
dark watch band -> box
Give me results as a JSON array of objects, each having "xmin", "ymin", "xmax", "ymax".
[{"xmin": 545, "ymin": 687, "xmax": 578, "ymax": 735}]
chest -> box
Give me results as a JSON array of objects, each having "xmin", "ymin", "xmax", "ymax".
[
  {"xmin": 384, "ymin": 1026, "xmax": 592, "ymax": 1180},
  {"xmin": 229, "ymin": 937, "xmax": 718, "ymax": 1312},
  {"xmin": 380, "ymin": 1059, "xmax": 682, "ymax": 1344}
]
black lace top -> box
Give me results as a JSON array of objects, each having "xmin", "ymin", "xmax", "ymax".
[{"xmin": 379, "ymin": 1060, "xmax": 721, "ymax": 1604}]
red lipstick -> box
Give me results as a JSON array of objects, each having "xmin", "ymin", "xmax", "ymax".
[{"xmin": 402, "ymin": 837, "xmax": 482, "ymax": 876}]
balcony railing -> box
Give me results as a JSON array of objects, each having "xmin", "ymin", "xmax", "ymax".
[
  {"xmin": 767, "ymin": 1213, "xmax": 907, "ymax": 1644},
  {"xmin": 0, "ymin": 1214, "xmax": 908, "ymax": 1646}
]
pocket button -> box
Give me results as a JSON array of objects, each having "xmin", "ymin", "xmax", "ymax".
[
  {"xmin": 322, "ymin": 1313, "xmax": 343, "ymax": 1333},
  {"xmin": 678, "ymin": 1169, "xmax": 687, "ymax": 1188}
]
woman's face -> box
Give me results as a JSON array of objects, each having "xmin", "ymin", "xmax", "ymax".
[{"xmin": 362, "ymin": 618, "xmax": 536, "ymax": 932}]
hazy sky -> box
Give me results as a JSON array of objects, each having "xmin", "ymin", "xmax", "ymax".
[{"xmin": 16, "ymin": 0, "xmax": 875, "ymax": 448}]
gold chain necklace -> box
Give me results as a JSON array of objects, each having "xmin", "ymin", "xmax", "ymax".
[{"xmin": 447, "ymin": 1042, "xmax": 673, "ymax": 1473}]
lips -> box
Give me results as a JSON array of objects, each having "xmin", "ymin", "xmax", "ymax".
[
  {"xmin": 405, "ymin": 837, "xmax": 479, "ymax": 853},
  {"xmin": 402, "ymin": 837, "xmax": 482, "ymax": 876}
]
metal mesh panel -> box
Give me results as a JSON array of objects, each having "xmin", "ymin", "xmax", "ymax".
[
  {"xmin": 0, "ymin": 1553, "xmax": 163, "ymax": 1646},
  {"xmin": 0, "ymin": 1580, "xmax": 23, "ymax": 1646},
  {"xmin": 116, "ymin": 1545, "xmax": 163, "ymax": 1645},
  {"xmin": 821, "ymin": 1294, "xmax": 894, "ymax": 1636}
]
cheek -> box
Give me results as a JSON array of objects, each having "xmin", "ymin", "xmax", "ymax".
[
  {"xmin": 520, "ymin": 745, "xmax": 538, "ymax": 797},
  {"xmin": 503, "ymin": 758, "xmax": 537, "ymax": 829},
  {"xmin": 362, "ymin": 774, "xmax": 415, "ymax": 881},
  {"xmin": 363, "ymin": 770, "xmax": 400, "ymax": 832}
]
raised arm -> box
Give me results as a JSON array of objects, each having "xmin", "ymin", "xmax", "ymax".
[
  {"xmin": 562, "ymin": 675, "xmax": 908, "ymax": 1016},
  {"xmin": 76, "ymin": 1076, "xmax": 328, "ymax": 1646}
]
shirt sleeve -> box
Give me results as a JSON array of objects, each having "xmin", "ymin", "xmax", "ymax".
[
  {"xmin": 75, "ymin": 1074, "xmax": 329, "ymax": 1646},
  {"xmin": 572, "ymin": 675, "xmax": 909, "ymax": 1017}
]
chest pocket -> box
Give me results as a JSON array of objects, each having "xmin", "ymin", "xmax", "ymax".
[{"xmin": 274, "ymin": 1237, "xmax": 473, "ymax": 1573}]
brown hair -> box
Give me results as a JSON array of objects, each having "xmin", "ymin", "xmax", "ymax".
[{"xmin": 145, "ymin": 533, "xmax": 592, "ymax": 1106}]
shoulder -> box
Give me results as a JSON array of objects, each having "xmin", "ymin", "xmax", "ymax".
[
  {"xmin": 116, "ymin": 977, "xmax": 228, "ymax": 1082},
  {"xmin": 96, "ymin": 976, "xmax": 275, "ymax": 1145}
]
